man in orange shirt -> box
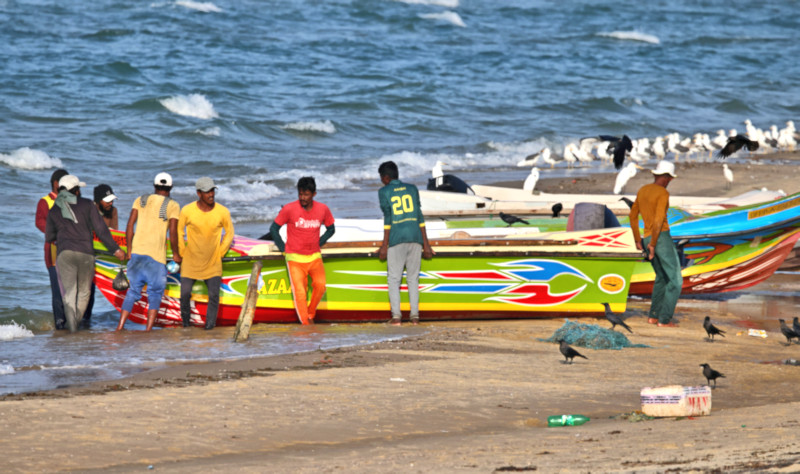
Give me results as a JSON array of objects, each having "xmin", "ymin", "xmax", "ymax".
[{"xmin": 629, "ymin": 161, "xmax": 682, "ymax": 327}]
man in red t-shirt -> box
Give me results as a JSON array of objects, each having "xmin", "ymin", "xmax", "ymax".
[{"xmin": 270, "ymin": 177, "xmax": 335, "ymax": 324}]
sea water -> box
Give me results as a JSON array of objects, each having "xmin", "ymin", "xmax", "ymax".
[{"xmin": 1, "ymin": 0, "xmax": 799, "ymax": 394}]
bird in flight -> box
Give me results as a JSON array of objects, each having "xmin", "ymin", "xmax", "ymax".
[
  {"xmin": 603, "ymin": 303, "xmax": 632, "ymax": 333},
  {"xmin": 703, "ymin": 316, "xmax": 725, "ymax": 341},
  {"xmin": 593, "ymin": 134, "xmax": 633, "ymax": 169},
  {"xmin": 716, "ymin": 135, "xmax": 759, "ymax": 159},
  {"xmin": 558, "ymin": 339, "xmax": 588, "ymax": 364},
  {"xmin": 700, "ymin": 363, "xmax": 725, "ymax": 388},
  {"xmin": 499, "ymin": 212, "xmax": 529, "ymax": 226}
]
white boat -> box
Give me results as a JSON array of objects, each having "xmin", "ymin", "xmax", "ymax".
[{"xmin": 419, "ymin": 186, "xmax": 786, "ymax": 217}]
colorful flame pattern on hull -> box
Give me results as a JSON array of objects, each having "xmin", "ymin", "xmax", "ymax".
[{"xmin": 94, "ymin": 229, "xmax": 640, "ymax": 326}]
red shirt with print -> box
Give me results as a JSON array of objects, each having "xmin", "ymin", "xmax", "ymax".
[{"xmin": 274, "ymin": 200, "xmax": 335, "ymax": 255}]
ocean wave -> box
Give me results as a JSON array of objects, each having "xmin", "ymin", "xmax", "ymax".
[
  {"xmin": 0, "ymin": 147, "xmax": 63, "ymax": 170},
  {"xmin": 195, "ymin": 126, "xmax": 221, "ymax": 136},
  {"xmin": 176, "ymin": 0, "xmax": 222, "ymax": 13},
  {"xmin": 419, "ymin": 11, "xmax": 466, "ymax": 27},
  {"xmin": 0, "ymin": 322, "xmax": 34, "ymax": 341},
  {"xmin": 597, "ymin": 31, "xmax": 660, "ymax": 45},
  {"xmin": 280, "ymin": 120, "xmax": 337, "ymax": 134},
  {"xmin": 0, "ymin": 364, "xmax": 13, "ymax": 375},
  {"xmin": 159, "ymin": 94, "xmax": 219, "ymax": 120},
  {"xmin": 218, "ymin": 177, "xmax": 284, "ymax": 203},
  {"xmin": 397, "ymin": 0, "xmax": 459, "ymax": 7}
]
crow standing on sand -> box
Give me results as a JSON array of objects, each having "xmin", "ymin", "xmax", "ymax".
[
  {"xmin": 603, "ymin": 302, "xmax": 632, "ymax": 333},
  {"xmin": 551, "ymin": 203, "xmax": 563, "ymax": 218},
  {"xmin": 779, "ymin": 319, "xmax": 799, "ymax": 345},
  {"xmin": 700, "ymin": 363, "xmax": 725, "ymax": 388},
  {"xmin": 499, "ymin": 212, "xmax": 529, "ymax": 226},
  {"xmin": 558, "ymin": 339, "xmax": 588, "ymax": 364},
  {"xmin": 703, "ymin": 316, "xmax": 726, "ymax": 341},
  {"xmin": 793, "ymin": 317, "xmax": 800, "ymax": 337},
  {"xmin": 716, "ymin": 135, "xmax": 759, "ymax": 159}
]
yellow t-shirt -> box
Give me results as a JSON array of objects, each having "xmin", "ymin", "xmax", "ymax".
[
  {"xmin": 177, "ymin": 202, "xmax": 234, "ymax": 280},
  {"xmin": 130, "ymin": 194, "xmax": 181, "ymax": 264}
]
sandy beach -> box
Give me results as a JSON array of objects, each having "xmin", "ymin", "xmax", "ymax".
[{"xmin": 4, "ymin": 156, "xmax": 800, "ymax": 473}]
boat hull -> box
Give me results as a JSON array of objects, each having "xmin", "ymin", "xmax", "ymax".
[{"xmin": 95, "ymin": 228, "xmax": 640, "ymax": 327}]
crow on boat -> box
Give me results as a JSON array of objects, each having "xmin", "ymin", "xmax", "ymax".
[
  {"xmin": 499, "ymin": 212, "xmax": 529, "ymax": 226},
  {"xmin": 551, "ymin": 203, "xmax": 563, "ymax": 218}
]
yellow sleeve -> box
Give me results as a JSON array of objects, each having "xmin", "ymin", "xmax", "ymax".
[
  {"xmin": 219, "ymin": 208, "xmax": 234, "ymax": 257},
  {"xmin": 177, "ymin": 207, "xmax": 188, "ymax": 254}
]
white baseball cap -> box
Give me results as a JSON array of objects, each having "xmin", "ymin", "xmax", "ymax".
[
  {"xmin": 651, "ymin": 161, "xmax": 677, "ymax": 178},
  {"xmin": 154, "ymin": 172, "xmax": 173, "ymax": 187},
  {"xmin": 59, "ymin": 175, "xmax": 86, "ymax": 190}
]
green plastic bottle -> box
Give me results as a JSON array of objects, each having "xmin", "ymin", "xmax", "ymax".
[{"xmin": 547, "ymin": 414, "xmax": 590, "ymax": 427}]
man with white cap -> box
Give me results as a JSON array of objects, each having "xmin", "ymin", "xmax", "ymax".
[
  {"xmin": 35, "ymin": 168, "xmax": 69, "ymax": 329},
  {"xmin": 629, "ymin": 161, "xmax": 682, "ymax": 327},
  {"xmin": 116, "ymin": 172, "xmax": 181, "ymax": 331},
  {"xmin": 45, "ymin": 174, "xmax": 125, "ymax": 333},
  {"xmin": 177, "ymin": 177, "xmax": 234, "ymax": 329}
]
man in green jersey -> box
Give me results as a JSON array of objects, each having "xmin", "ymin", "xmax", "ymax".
[{"xmin": 378, "ymin": 161, "xmax": 434, "ymax": 325}]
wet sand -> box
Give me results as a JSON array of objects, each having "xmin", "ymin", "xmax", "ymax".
[
  {"xmin": 4, "ymin": 153, "xmax": 800, "ymax": 472},
  {"xmin": 3, "ymin": 275, "xmax": 800, "ymax": 472}
]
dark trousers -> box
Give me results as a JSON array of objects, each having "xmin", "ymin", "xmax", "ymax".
[
  {"xmin": 47, "ymin": 265, "xmax": 66, "ymax": 329},
  {"xmin": 180, "ymin": 276, "xmax": 221, "ymax": 329}
]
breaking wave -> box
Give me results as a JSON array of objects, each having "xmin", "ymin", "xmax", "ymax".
[
  {"xmin": 598, "ymin": 31, "xmax": 661, "ymax": 44},
  {"xmin": 160, "ymin": 94, "xmax": 219, "ymax": 119},
  {"xmin": 0, "ymin": 147, "xmax": 63, "ymax": 170}
]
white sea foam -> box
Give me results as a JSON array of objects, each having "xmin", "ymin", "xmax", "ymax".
[
  {"xmin": 160, "ymin": 94, "xmax": 219, "ymax": 120},
  {"xmin": 419, "ymin": 11, "xmax": 466, "ymax": 27},
  {"xmin": 598, "ymin": 31, "xmax": 661, "ymax": 44},
  {"xmin": 218, "ymin": 177, "xmax": 284, "ymax": 204},
  {"xmin": 397, "ymin": 0, "xmax": 459, "ymax": 7},
  {"xmin": 0, "ymin": 364, "xmax": 13, "ymax": 375},
  {"xmin": 176, "ymin": 0, "xmax": 222, "ymax": 13},
  {"xmin": 0, "ymin": 322, "xmax": 34, "ymax": 341},
  {"xmin": 0, "ymin": 147, "xmax": 63, "ymax": 170},
  {"xmin": 195, "ymin": 126, "xmax": 221, "ymax": 136},
  {"xmin": 281, "ymin": 120, "xmax": 337, "ymax": 134}
]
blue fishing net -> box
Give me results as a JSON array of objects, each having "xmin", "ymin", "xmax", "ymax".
[{"xmin": 540, "ymin": 319, "xmax": 650, "ymax": 350}]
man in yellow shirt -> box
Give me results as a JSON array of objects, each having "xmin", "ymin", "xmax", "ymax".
[
  {"xmin": 116, "ymin": 173, "xmax": 181, "ymax": 331},
  {"xmin": 177, "ymin": 177, "xmax": 234, "ymax": 329},
  {"xmin": 629, "ymin": 161, "xmax": 682, "ymax": 327}
]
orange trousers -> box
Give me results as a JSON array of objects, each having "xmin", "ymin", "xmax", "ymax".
[{"xmin": 287, "ymin": 258, "xmax": 327, "ymax": 324}]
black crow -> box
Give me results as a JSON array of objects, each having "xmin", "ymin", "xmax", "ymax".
[
  {"xmin": 619, "ymin": 197, "xmax": 634, "ymax": 209},
  {"xmin": 558, "ymin": 339, "xmax": 588, "ymax": 364},
  {"xmin": 551, "ymin": 203, "xmax": 563, "ymax": 218},
  {"xmin": 598, "ymin": 134, "xmax": 633, "ymax": 170},
  {"xmin": 700, "ymin": 363, "xmax": 725, "ymax": 388},
  {"xmin": 779, "ymin": 319, "xmax": 799, "ymax": 345},
  {"xmin": 716, "ymin": 135, "xmax": 759, "ymax": 159},
  {"xmin": 603, "ymin": 302, "xmax": 632, "ymax": 333},
  {"xmin": 499, "ymin": 212, "xmax": 529, "ymax": 226},
  {"xmin": 793, "ymin": 317, "xmax": 800, "ymax": 337},
  {"xmin": 703, "ymin": 316, "xmax": 725, "ymax": 341}
]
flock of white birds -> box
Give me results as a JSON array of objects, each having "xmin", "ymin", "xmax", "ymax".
[{"xmin": 513, "ymin": 119, "xmax": 799, "ymax": 194}]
